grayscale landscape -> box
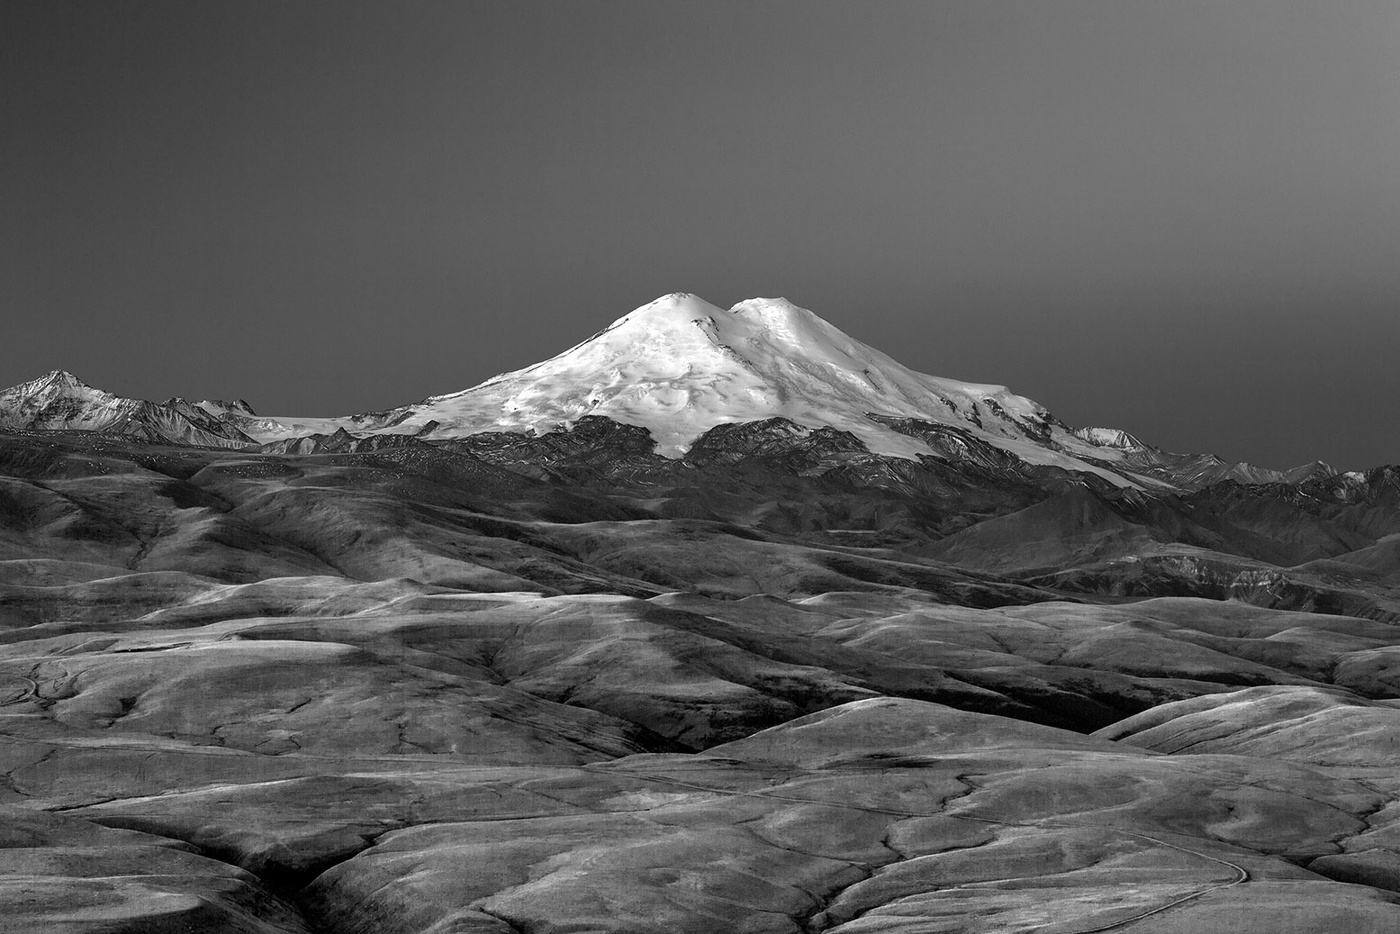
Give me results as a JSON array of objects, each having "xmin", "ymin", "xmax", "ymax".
[
  {"xmin": 9, "ymin": 3, "xmax": 1400, "ymax": 932},
  {"xmin": 5, "ymin": 294, "xmax": 1400, "ymax": 932}
]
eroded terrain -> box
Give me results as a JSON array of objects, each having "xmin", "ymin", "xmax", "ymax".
[{"xmin": 4, "ymin": 425, "xmax": 1400, "ymax": 932}]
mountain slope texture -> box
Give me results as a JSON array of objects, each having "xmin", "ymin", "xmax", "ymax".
[{"xmin": 2, "ymin": 293, "xmax": 1399, "ymax": 934}]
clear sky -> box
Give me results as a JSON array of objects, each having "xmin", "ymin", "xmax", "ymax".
[{"xmin": 5, "ymin": 1, "xmax": 1398, "ymax": 470}]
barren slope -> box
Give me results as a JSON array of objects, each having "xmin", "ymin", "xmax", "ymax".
[{"xmin": 1, "ymin": 411, "xmax": 1399, "ymax": 931}]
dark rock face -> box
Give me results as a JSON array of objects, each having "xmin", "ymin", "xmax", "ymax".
[
  {"xmin": 684, "ymin": 417, "xmax": 869, "ymax": 466},
  {"xmin": 3, "ymin": 420, "xmax": 1400, "ymax": 932},
  {"xmin": 868, "ymin": 414, "xmax": 1029, "ymax": 472},
  {"xmin": 444, "ymin": 415, "xmax": 672, "ymax": 483}
]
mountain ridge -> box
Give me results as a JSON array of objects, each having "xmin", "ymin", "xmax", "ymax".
[
  {"xmin": 0, "ymin": 295, "xmax": 1376, "ymax": 490},
  {"xmin": 0, "ymin": 368, "xmax": 257, "ymax": 448}
]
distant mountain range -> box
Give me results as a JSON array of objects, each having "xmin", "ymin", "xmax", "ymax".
[
  {"xmin": 6, "ymin": 294, "xmax": 1400, "ymax": 934},
  {"xmin": 0, "ymin": 368, "xmax": 258, "ymax": 448},
  {"xmin": 0, "ymin": 293, "xmax": 1361, "ymax": 491}
]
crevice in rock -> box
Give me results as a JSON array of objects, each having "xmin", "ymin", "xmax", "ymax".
[
  {"xmin": 472, "ymin": 905, "xmax": 529, "ymax": 934},
  {"xmin": 65, "ymin": 817, "xmax": 377, "ymax": 934}
]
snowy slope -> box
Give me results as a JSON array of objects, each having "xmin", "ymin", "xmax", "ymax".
[
  {"xmin": 1, "ymin": 297, "xmax": 1346, "ymax": 491},
  {"xmin": 253, "ymin": 293, "xmax": 1162, "ymax": 487}
]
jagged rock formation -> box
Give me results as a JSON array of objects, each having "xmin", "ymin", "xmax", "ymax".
[{"xmin": 0, "ymin": 370, "xmax": 257, "ymax": 448}]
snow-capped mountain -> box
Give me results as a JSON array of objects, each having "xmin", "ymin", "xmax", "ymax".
[
  {"xmin": 248, "ymin": 293, "xmax": 1162, "ymax": 487},
  {"xmin": 0, "ymin": 370, "xmax": 256, "ymax": 448},
  {"xmin": 0, "ymin": 294, "xmax": 1350, "ymax": 491}
]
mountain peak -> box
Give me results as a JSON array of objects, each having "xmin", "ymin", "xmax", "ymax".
[
  {"xmin": 1, "ymin": 370, "xmax": 112, "ymax": 406},
  {"xmin": 729, "ymin": 295, "xmax": 802, "ymax": 317},
  {"xmin": 0, "ymin": 370, "xmax": 255, "ymax": 448},
  {"xmin": 610, "ymin": 294, "xmax": 825, "ymax": 339},
  {"xmin": 27, "ymin": 369, "xmax": 98, "ymax": 393},
  {"xmin": 240, "ymin": 293, "xmax": 1149, "ymax": 488},
  {"xmin": 604, "ymin": 292, "xmax": 724, "ymax": 330},
  {"xmin": 43, "ymin": 368, "xmax": 86, "ymax": 383}
]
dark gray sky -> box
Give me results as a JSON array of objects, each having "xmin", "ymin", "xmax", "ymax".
[{"xmin": 5, "ymin": 2, "xmax": 1398, "ymax": 470}]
